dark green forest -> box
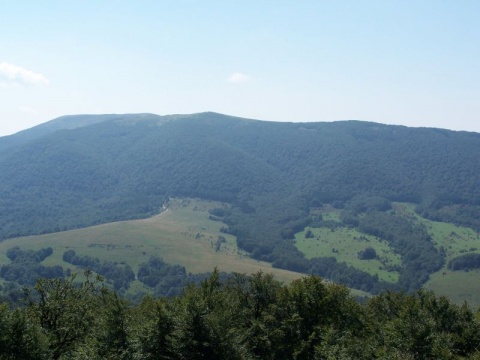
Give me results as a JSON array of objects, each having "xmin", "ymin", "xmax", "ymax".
[
  {"xmin": 0, "ymin": 112, "xmax": 479, "ymax": 293},
  {"xmin": 2, "ymin": 270, "xmax": 480, "ymax": 359}
]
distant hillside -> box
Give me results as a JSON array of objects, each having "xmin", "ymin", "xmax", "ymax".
[
  {"xmin": 0, "ymin": 113, "xmax": 165, "ymax": 153},
  {"xmin": 0, "ymin": 112, "xmax": 479, "ymax": 293}
]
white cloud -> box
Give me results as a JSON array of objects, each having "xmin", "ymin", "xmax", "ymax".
[
  {"xmin": 227, "ymin": 72, "xmax": 251, "ymax": 84},
  {"xmin": 0, "ymin": 62, "xmax": 49, "ymax": 86}
]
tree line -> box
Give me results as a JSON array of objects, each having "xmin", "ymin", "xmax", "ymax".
[{"xmin": 0, "ymin": 249, "xmax": 217, "ymax": 300}]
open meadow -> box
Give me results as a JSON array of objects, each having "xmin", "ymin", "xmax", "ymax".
[
  {"xmin": 293, "ymin": 203, "xmax": 480, "ymax": 306},
  {"xmin": 3, "ymin": 198, "xmax": 478, "ymax": 303},
  {"xmin": 295, "ymin": 226, "xmax": 401, "ymax": 283},
  {"xmin": 0, "ymin": 198, "xmax": 305, "ymax": 291}
]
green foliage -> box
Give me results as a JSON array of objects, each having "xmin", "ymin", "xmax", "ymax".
[
  {"xmin": 1, "ymin": 272, "xmax": 480, "ymax": 358},
  {"xmin": 137, "ymin": 256, "xmax": 188, "ymax": 296},
  {"xmin": 136, "ymin": 297, "xmax": 177, "ymax": 359},
  {"xmin": 1, "ymin": 246, "xmax": 62, "ymax": 286},
  {"xmin": 345, "ymin": 195, "xmax": 392, "ymax": 215},
  {"xmin": 62, "ymin": 250, "xmax": 134, "ymax": 291},
  {"xmin": 358, "ymin": 247, "xmax": 377, "ymax": 260},
  {"xmin": 357, "ymin": 211, "xmax": 444, "ymax": 291},
  {"xmin": 135, "ymin": 256, "xmax": 232, "ymax": 298},
  {"xmin": 0, "ymin": 304, "xmax": 46, "ymax": 359},
  {"xmin": 295, "ymin": 225, "xmax": 400, "ymax": 283},
  {"xmin": 366, "ymin": 290, "xmax": 480, "ymax": 358},
  {"xmin": 0, "ymin": 198, "xmax": 305, "ymax": 303},
  {"xmin": 448, "ymin": 253, "xmax": 480, "ymax": 271},
  {"xmin": 95, "ymin": 292, "xmax": 134, "ymax": 360},
  {"xmin": 24, "ymin": 270, "xmax": 105, "ymax": 359},
  {"xmin": 0, "ymin": 113, "xmax": 479, "ymax": 294}
]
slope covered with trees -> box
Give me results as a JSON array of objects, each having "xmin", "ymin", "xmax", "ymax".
[{"xmin": 0, "ymin": 112, "xmax": 479, "ymax": 293}]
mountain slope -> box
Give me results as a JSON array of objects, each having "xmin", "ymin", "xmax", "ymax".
[
  {"xmin": 0, "ymin": 112, "xmax": 479, "ymax": 292},
  {"xmin": 0, "ymin": 113, "xmax": 165, "ymax": 153}
]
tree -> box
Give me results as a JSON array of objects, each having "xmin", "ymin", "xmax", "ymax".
[
  {"xmin": 358, "ymin": 247, "xmax": 377, "ymax": 260},
  {"xmin": 0, "ymin": 304, "xmax": 45, "ymax": 360},
  {"xmin": 136, "ymin": 296, "xmax": 178, "ymax": 360},
  {"xmin": 24, "ymin": 270, "xmax": 104, "ymax": 360},
  {"xmin": 305, "ymin": 229, "xmax": 315, "ymax": 238},
  {"xmin": 95, "ymin": 292, "xmax": 134, "ymax": 359}
]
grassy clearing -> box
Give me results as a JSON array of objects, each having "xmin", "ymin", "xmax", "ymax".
[
  {"xmin": 297, "ymin": 203, "xmax": 480, "ymax": 305},
  {"xmin": 425, "ymin": 270, "xmax": 480, "ymax": 308},
  {"xmin": 393, "ymin": 203, "xmax": 480, "ymax": 305},
  {"xmin": 0, "ymin": 198, "xmax": 304, "ymax": 286},
  {"xmin": 392, "ymin": 203, "xmax": 480, "ymax": 262},
  {"xmin": 295, "ymin": 226, "xmax": 401, "ymax": 283}
]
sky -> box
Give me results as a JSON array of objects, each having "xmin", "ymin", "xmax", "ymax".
[{"xmin": 1, "ymin": 0, "xmax": 480, "ymax": 136}]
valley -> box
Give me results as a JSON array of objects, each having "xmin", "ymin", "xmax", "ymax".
[{"xmin": 2, "ymin": 196, "xmax": 479, "ymax": 304}]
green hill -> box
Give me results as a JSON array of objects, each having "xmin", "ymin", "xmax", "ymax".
[
  {"xmin": 0, "ymin": 198, "xmax": 307, "ymax": 294},
  {"xmin": 0, "ymin": 112, "xmax": 479, "ymax": 295}
]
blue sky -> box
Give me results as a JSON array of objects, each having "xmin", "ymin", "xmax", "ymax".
[{"xmin": 1, "ymin": 0, "xmax": 479, "ymax": 135}]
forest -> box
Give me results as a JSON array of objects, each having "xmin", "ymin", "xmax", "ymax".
[
  {"xmin": 1, "ymin": 270, "xmax": 480, "ymax": 359},
  {"xmin": 0, "ymin": 112, "xmax": 479, "ymax": 294}
]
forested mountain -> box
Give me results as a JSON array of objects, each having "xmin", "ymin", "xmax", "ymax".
[
  {"xmin": 0, "ymin": 112, "xmax": 479, "ymax": 293},
  {"xmin": 0, "ymin": 113, "xmax": 163, "ymax": 153}
]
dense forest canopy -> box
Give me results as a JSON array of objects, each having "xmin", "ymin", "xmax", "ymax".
[
  {"xmin": 0, "ymin": 112, "xmax": 479, "ymax": 293},
  {"xmin": 2, "ymin": 271, "xmax": 480, "ymax": 359}
]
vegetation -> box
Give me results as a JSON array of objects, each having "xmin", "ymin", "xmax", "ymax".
[
  {"xmin": 62, "ymin": 249, "xmax": 135, "ymax": 291},
  {"xmin": 1, "ymin": 271, "xmax": 480, "ymax": 359},
  {"xmin": 295, "ymin": 225, "xmax": 401, "ymax": 283},
  {"xmin": 448, "ymin": 254, "xmax": 480, "ymax": 271},
  {"xmin": 0, "ymin": 113, "xmax": 479, "ymax": 295},
  {"xmin": 358, "ymin": 246, "xmax": 377, "ymax": 260},
  {"xmin": 135, "ymin": 256, "xmax": 227, "ymax": 297},
  {"xmin": 0, "ymin": 246, "xmax": 63, "ymax": 286},
  {"xmin": 391, "ymin": 203, "xmax": 480, "ymax": 305},
  {"xmin": 0, "ymin": 199, "xmax": 310, "ymax": 302},
  {"xmin": 356, "ymin": 210, "xmax": 444, "ymax": 292}
]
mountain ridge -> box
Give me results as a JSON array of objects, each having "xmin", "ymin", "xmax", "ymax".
[{"xmin": 3, "ymin": 111, "xmax": 477, "ymax": 152}]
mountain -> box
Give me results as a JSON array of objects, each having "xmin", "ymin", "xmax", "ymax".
[
  {"xmin": 0, "ymin": 113, "xmax": 165, "ymax": 153},
  {"xmin": 0, "ymin": 112, "xmax": 479, "ymax": 293}
]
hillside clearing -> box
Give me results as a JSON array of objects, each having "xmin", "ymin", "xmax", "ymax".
[{"xmin": 0, "ymin": 198, "xmax": 303, "ymax": 285}]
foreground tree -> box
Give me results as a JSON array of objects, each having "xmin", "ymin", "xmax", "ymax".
[
  {"xmin": 366, "ymin": 290, "xmax": 480, "ymax": 359},
  {"xmin": 2, "ymin": 270, "xmax": 480, "ymax": 359},
  {"xmin": 0, "ymin": 304, "xmax": 45, "ymax": 360},
  {"xmin": 24, "ymin": 270, "xmax": 104, "ymax": 360}
]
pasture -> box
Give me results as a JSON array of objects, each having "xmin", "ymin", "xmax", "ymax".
[
  {"xmin": 0, "ymin": 198, "xmax": 304, "ymax": 287},
  {"xmin": 295, "ymin": 226, "xmax": 401, "ymax": 283}
]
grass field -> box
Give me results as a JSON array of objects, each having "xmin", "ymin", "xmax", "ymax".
[
  {"xmin": 0, "ymin": 198, "xmax": 305, "ymax": 288},
  {"xmin": 0, "ymin": 198, "xmax": 373, "ymax": 299},
  {"xmin": 392, "ymin": 203, "xmax": 480, "ymax": 262},
  {"xmin": 295, "ymin": 226, "xmax": 401, "ymax": 282},
  {"xmin": 294, "ymin": 203, "xmax": 480, "ymax": 305},
  {"xmin": 425, "ymin": 269, "xmax": 480, "ymax": 307}
]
